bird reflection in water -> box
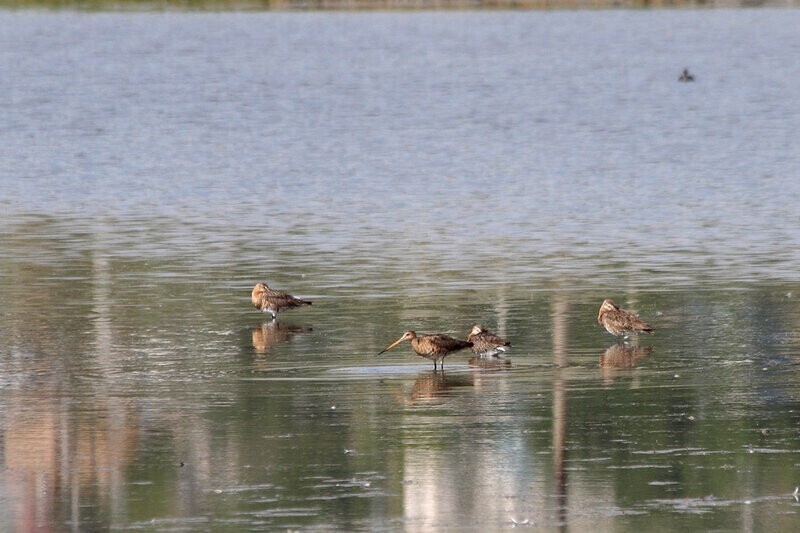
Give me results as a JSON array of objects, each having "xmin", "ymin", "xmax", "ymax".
[
  {"xmin": 599, "ymin": 343, "xmax": 654, "ymax": 368},
  {"xmin": 252, "ymin": 321, "xmax": 312, "ymax": 355},
  {"xmin": 467, "ymin": 355, "xmax": 511, "ymax": 369},
  {"xmin": 402, "ymin": 370, "xmax": 472, "ymax": 406},
  {"xmin": 599, "ymin": 344, "xmax": 654, "ymax": 384}
]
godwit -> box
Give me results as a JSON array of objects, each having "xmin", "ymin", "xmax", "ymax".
[
  {"xmin": 251, "ymin": 282, "xmax": 311, "ymax": 319},
  {"xmin": 377, "ymin": 331, "xmax": 473, "ymax": 370},
  {"xmin": 467, "ymin": 324, "xmax": 511, "ymax": 357},
  {"xmin": 597, "ymin": 299, "xmax": 654, "ymax": 339}
]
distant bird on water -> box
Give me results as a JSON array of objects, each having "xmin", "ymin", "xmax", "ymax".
[
  {"xmin": 597, "ymin": 299, "xmax": 654, "ymax": 339},
  {"xmin": 679, "ymin": 68, "xmax": 694, "ymax": 82},
  {"xmin": 251, "ymin": 282, "xmax": 311, "ymax": 319},
  {"xmin": 467, "ymin": 324, "xmax": 511, "ymax": 357},
  {"xmin": 377, "ymin": 331, "xmax": 473, "ymax": 370}
]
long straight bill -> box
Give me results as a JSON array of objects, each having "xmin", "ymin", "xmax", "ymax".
[{"xmin": 377, "ymin": 336, "xmax": 406, "ymax": 356}]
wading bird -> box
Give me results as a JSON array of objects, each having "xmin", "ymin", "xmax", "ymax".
[
  {"xmin": 467, "ymin": 324, "xmax": 511, "ymax": 357},
  {"xmin": 597, "ymin": 299, "xmax": 654, "ymax": 339},
  {"xmin": 251, "ymin": 282, "xmax": 311, "ymax": 319},
  {"xmin": 377, "ymin": 331, "xmax": 473, "ymax": 370},
  {"xmin": 679, "ymin": 68, "xmax": 694, "ymax": 82}
]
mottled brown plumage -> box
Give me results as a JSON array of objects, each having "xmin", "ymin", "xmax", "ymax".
[
  {"xmin": 597, "ymin": 299, "xmax": 654, "ymax": 338},
  {"xmin": 251, "ymin": 282, "xmax": 311, "ymax": 319},
  {"xmin": 467, "ymin": 324, "xmax": 511, "ymax": 357},
  {"xmin": 377, "ymin": 330, "xmax": 473, "ymax": 370}
]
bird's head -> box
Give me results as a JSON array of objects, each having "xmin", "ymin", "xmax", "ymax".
[
  {"xmin": 467, "ymin": 324, "xmax": 485, "ymax": 341},
  {"xmin": 598, "ymin": 299, "xmax": 618, "ymax": 321},
  {"xmin": 377, "ymin": 331, "xmax": 416, "ymax": 355}
]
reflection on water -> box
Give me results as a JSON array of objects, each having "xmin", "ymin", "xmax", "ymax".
[
  {"xmin": 599, "ymin": 343, "xmax": 654, "ymax": 385},
  {"xmin": 251, "ymin": 321, "xmax": 313, "ymax": 355},
  {"xmin": 3, "ymin": 219, "xmax": 800, "ymax": 529},
  {"xmin": 2, "ymin": 9, "xmax": 800, "ymax": 532},
  {"xmin": 403, "ymin": 370, "xmax": 471, "ymax": 405},
  {"xmin": 599, "ymin": 343, "xmax": 654, "ymax": 369},
  {"xmin": 467, "ymin": 355, "xmax": 512, "ymax": 369},
  {"xmin": 2, "ymin": 387, "xmax": 139, "ymax": 531},
  {"xmin": 551, "ymin": 292, "xmax": 570, "ymax": 527}
]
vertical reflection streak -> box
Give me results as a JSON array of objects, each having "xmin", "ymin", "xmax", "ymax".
[{"xmin": 551, "ymin": 291, "xmax": 569, "ymax": 528}]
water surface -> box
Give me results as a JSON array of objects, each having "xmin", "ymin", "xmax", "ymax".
[{"xmin": 1, "ymin": 9, "xmax": 800, "ymax": 531}]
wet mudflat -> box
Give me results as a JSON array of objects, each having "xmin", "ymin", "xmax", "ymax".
[{"xmin": 2, "ymin": 9, "xmax": 800, "ymax": 531}]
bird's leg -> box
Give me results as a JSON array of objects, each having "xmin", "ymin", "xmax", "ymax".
[{"xmin": 621, "ymin": 333, "xmax": 635, "ymax": 346}]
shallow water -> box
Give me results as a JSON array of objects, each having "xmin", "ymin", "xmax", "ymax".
[{"xmin": 2, "ymin": 9, "xmax": 800, "ymax": 531}]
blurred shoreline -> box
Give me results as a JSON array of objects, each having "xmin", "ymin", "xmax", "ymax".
[{"xmin": 2, "ymin": 0, "xmax": 799, "ymax": 11}]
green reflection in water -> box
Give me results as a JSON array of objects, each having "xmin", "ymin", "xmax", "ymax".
[{"xmin": 1, "ymin": 216, "xmax": 799, "ymax": 531}]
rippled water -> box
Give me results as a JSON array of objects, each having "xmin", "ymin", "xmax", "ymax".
[{"xmin": 1, "ymin": 9, "xmax": 800, "ymax": 531}]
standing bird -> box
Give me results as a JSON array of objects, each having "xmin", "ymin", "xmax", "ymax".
[
  {"xmin": 597, "ymin": 299, "xmax": 654, "ymax": 339},
  {"xmin": 251, "ymin": 282, "xmax": 311, "ymax": 319},
  {"xmin": 467, "ymin": 324, "xmax": 511, "ymax": 357},
  {"xmin": 377, "ymin": 331, "xmax": 473, "ymax": 370}
]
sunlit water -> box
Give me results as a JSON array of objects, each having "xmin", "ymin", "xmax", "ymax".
[{"xmin": 1, "ymin": 9, "xmax": 800, "ymax": 531}]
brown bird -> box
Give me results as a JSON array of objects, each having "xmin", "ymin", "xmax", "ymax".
[
  {"xmin": 251, "ymin": 282, "xmax": 311, "ymax": 319},
  {"xmin": 467, "ymin": 324, "xmax": 511, "ymax": 357},
  {"xmin": 597, "ymin": 299, "xmax": 654, "ymax": 338},
  {"xmin": 377, "ymin": 331, "xmax": 473, "ymax": 370}
]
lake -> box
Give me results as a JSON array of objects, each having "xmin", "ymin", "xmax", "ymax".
[{"xmin": 1, "ymin": 8, "xmax": 800, "ymax": 531}]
